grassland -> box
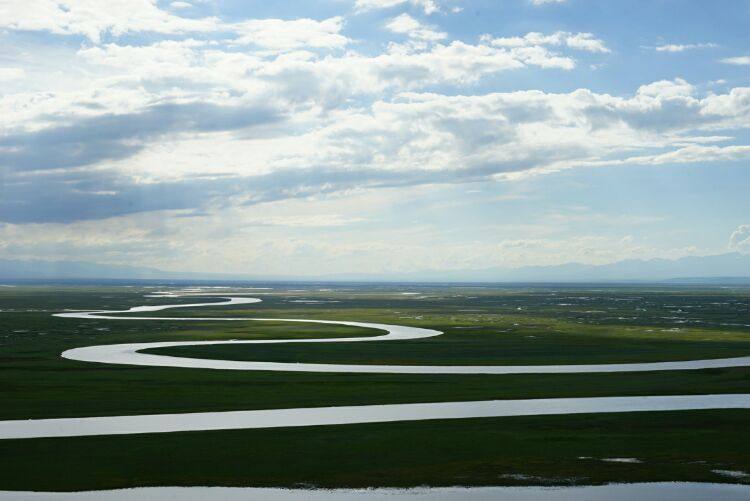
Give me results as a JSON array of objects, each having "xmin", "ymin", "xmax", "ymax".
[
  {"xmin": 1, "ymin": 411, "xmax": 748, "ymax": 491},
  {"xmin": 1, "ymin": 283, "xmax": 749, "ymax": 490}
]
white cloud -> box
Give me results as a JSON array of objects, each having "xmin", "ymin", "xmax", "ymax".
[
  {"xmin": 67, "ymin": 35, "xmax": 579, "ymax": 101},
  {"xmin": 6, "ymin": 66, "xmax": 750, "ymax": 191},
  {"xmin": 0, "ymin": 28, "xmax": 598, "ymax": 141},
  {"xmin": 386, "ymin": 13, "xmax": 421, "ymax": 33},
  {"xmin": 355, "ymin": 0, "xmax": 407, "ymax": 10},
  {"xmin": 699, "ymin": 87, "xmax": 750, "ymax": 119},
  {"xmin": 77, "ymin": 39, "xmax": 207, "ymax": 70},
  {"xmin": 636, "ymin": 77, "xmax": 694, "ymax": 98},
  {"xmin": 488, "ymin": 31, "xmax": 610, "ymax": 53},
  {"xmin": 0, "ymin": 3, "xmax": 748, "ymax": 250},
  {"xmin": 729, "ymin": 225, "xmax": 750, "ymax": 252},
  {"xmin": 355, "ymin": 0, "xmax": 442, "ymax": 15},
  {"xmin": 0, "ymin": 1, "xmax": 348, "ymax": 53},
  {"xmin": 565, "ymin": 33, "xmax": 610, "ymax": 53},
  {"xmin": 385, "ymin": 13, "xmax": 446, "ymax": 41},
  {"xmin": 246, "ymin": 214, "xmax": 366, "ymax": 227},
  {"xmin": 88, "ymin": 79, "xmax": 750, "ymax": 190},
  {"xmin": 622, "ymin": 145, "xmax": 750, "ymax": 166},
  {"xmin": 654, "ymin": 42, "xmax": 717, "ymax": 52},
  {"xmin": 412, "ymin": 0, "xmax": 441, "ymax": 14},
  {"xmin": 721, "ymin": 56, "xmax": 750, "ymax": 66},
  {"xmin": 0, "ymin": 67, "xmax": 25, "ymax": 81},
  {"xmin": 530, "ymin": 0, "xmax": 567, "ymax": 5},
  {"xmin": 2, "ymin": 1, "xmax": 747, "ymax": 273},
  {"xmin": 0, "ymin": 0, "xmax": 219, "ymax": 43},
  {"xmin": 231, "ymin": 17, "xmax": 350, "ymax": 51}
]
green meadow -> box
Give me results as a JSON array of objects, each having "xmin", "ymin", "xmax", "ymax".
[{"xmin": 1, "ymin": 284, "xmax": 749, "ymax": 490}]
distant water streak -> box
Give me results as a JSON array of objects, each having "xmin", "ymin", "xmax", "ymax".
[{"xmin": 2, "ymin": 483, "xmax": 750, "ymax": 500}]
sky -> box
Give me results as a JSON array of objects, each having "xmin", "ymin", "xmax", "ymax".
[{"xmin": 1, "ymin": 0, "xmax": 749, "ymax": 276}]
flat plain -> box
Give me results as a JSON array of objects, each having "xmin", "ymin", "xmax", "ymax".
[{"xmin": 1, "ymin": 283, "xmax": 749, "ymax": 491}]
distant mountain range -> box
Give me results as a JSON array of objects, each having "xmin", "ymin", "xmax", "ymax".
[{"xmin": 1, "ymin": 252, "xmax": 749, "ymax": 284}]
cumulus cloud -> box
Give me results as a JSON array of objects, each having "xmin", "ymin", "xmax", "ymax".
[
  {"xmin": 356, "ymin": 0, "xmax": 442, "ymax": 15},
  {"xmin": 729, "ymin": 225, "xmax": 750, "ymax": 252},
  {"xmin": 618, "ymin": 145, "xmax": 750, "ymax": 166},
  {"xmin": 3, "ymin": 0, "xmax": 749, "ymax": 276},
  {"xmin": 636, "ymin": 77, "xmax": 694, "ymax": 98},
  {"xmin": 0, "ymin": 1, "xmax": 348, "ymax": 54},
  {"xmin": 0, "ymin": 0, "xmax": 219, "ymax": 43},
  {"xmin": 1, "ymin": 2, "xmax": 749, "ymax": 241},
  {"xmin": 721, "ymin": 56, "xmax": 750, "ymax": 66},
  {"xmin": 231, "ymin": 17, "xmax": 350, "ymax": 51},
  {"xmin": 5, "ymin": 77, "xmax": 750, "ymax": 224},
  {"xmin": 487, "ymin": 31, "xmax": 610, "ymax": 53},
  {"xmin": 385, "ymin": 13, "xmax": 446, "ymax": 41},
  {"xmin": 654, "ymin": 42, "xmax": 717, "ymax": 52},
  {"xmin": 64, "ymin": 34, "xmax": 583, "ymax": 108}
]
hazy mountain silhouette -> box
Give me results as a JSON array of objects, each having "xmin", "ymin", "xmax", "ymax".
[{"xmin": 2, "ymin": 252, "xmax": 749, "ymax": 283}]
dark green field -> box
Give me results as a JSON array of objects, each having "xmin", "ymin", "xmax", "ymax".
[
  {"xmin": 1, "ymin": 283, "xmax": 749, "ymax": 490},
  {"xmin": 2, "ymin": 411, "xmax": 748, "ymax": 491}
]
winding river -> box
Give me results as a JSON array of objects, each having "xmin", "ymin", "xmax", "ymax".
[{"xmin": 1, "ymin": 291, "xmax": 750, "ymax": 440}]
